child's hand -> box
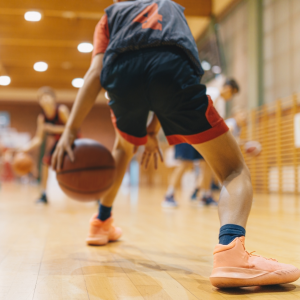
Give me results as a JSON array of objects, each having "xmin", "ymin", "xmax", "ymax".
[
  {"xmin": 140, "ymin": 133, "xmax": 163, "ymax": 170},
  {"xmin": 51, "ymin": 128, "xmax": 76, "ymax": 171}
]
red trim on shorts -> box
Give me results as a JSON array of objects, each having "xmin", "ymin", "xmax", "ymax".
[
  {"xmin": 166, "ymin": 96, "xmax": 229, "ymax": 145},
  {"xmin": 166, "ymin": 121, "xmax": 229, "ymax": 145},
  {"xmin": 206, "ymin": 95, "xmax": 223, "ymax": 127},
  {"xmin": 110, "ymin": 110, "xmax": 147, "ymax": 146}
]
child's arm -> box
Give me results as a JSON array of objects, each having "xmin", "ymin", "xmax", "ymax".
[
  {"xmin": 64, "ymin": 54, "xmax": 103, "ymax": 131},
  {"xmin": 51, "ymin": 54, "xmax": 104, "ymax": 170},
  {"xmin": 43, "ymin": 124, "xmax": 65, "ymax": 134},
  {"xmin": 21, "ymin": 114, "xmax": 45, "ymax": 153}
]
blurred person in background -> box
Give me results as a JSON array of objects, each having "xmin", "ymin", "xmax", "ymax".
[
  {"xmin": 225, "ymin": 107, "xmax": 247, "ymax": 144},
  {"xmin": 20, "ymin": 87, "xmax": 69, "ymax": 204}
]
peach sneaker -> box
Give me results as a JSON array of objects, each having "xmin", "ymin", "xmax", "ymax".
[
  {"xmin": 210, "ymin": 237, "xmax": 300, "ymax": 288},
  {"xmin": 86, "ymin": 214, "xmax": 122, "ymax": 246}
]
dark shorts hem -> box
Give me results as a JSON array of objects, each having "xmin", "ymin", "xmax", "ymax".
[
  {"xmin": 166, "ymin": 120, "xmax": 229, "ymax": 145},
  {"xmin": 117, "ymin": 128, "xmax": 147, "ymax": 146},
  {"xmin": 110, "ymin": 109, "xmax": 147, "ymax": 146}
]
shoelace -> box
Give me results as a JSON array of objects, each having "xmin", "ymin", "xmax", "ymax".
[
  {"xmin": 246, "ymin": 250, "xmax": 278, "ymax": 262},
  {"xmin": 239, "ymin": 238, "xmax": 278, "ymax": 262}
]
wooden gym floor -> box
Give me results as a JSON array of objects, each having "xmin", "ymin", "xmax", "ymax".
[{"xmin": 1, "ymin": 179, "xmax": 300, "ymax": 300}]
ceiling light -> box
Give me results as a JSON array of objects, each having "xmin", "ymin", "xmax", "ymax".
[
  {"xmin": 34, "ymin": 62, "xmax": 48, "ymax": 72},
  {"xmin": 212, "ymin": 65, "xmax": 222, "ymax": 74},
  {"xmin": 77, "ymin": 43, "xmax": 94, "ymax": 53},
  {"xmin": 24, "ymin": 11, "xmax": 42, "ymax": 22},
  {"xmin": 201, "ymin": 60, "xmax": 211, "ymax": 71},
  {"xmin": 0, "ymin": 76, "xmax": 11, "ymax": 86},
  {"xmin": 72, "ymin": 78, "xmax": 84, "ymax": 88}
]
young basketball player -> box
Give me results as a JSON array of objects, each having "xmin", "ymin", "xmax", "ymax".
[
  {"xmin": 52, "ymin": 0, "xmax": 300, "ymax": 288},
  {"xmin": 21, "ymin": 87, "xmax": 69, "ymax": 204},
  {"xmin": 163, "ymin": 79, "xmax": 240, "ymax": 207}
]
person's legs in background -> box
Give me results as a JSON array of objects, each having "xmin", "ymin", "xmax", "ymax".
[
  {"xmin": 195, "ymin": 160, "xmax": 217, "ymax": 205},
  {"xmin": 37, "ymin": 142, "xmax": 58, "ymax": 204},
  {"xmin": 163, "ymin": 159, "xmax": 192, "ymax": 207},
  {"xmin": 36, "ymin": 163, "xmax": 49, "ymax": 204}
]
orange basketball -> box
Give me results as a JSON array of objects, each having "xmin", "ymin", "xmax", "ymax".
[
  {"xmin": 12, "ymin": 152, "xmax": 33, "ymax": 176},
  {"xmin": 56, "ymin": 139, "xmax": 116, "ymax": 202}
]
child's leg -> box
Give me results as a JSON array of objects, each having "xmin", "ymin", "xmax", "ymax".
[
  {"xmin": 193, "ymin": 131, "xmax": 252, "ymax": 229},
  {"xmin": 41, "ymin": 164, "xmax": 48, "ymax": 191},
  {"xmin": 163, "ymin": 160, "xmax": 192, "ymax": 207},
  {"xmin": 194, "ymin": 131, "xmax": 300, "ymax": 289},
  {"xmin": 36, "ymin": 164, "xmax": 49, "ymax": 204},
  {"xmin": 166, "ymin": 160, "xmax": 192, "ymax": 196},
  {"xmin": 197, "ymin": 160, "xmax": 213, "ymax": 192},
  {"xmin": 195, "ymin": 160, "xmax": 217, "ymax": 205},
  {"xmin": 87, "ymin": 131, "xmax": 135, "ymax": 245},
  {"xmin": 100, "ymin": 131, "xmax": 136, "ymax": 208}
]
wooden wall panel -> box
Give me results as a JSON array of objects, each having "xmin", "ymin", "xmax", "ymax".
[
  {"xmin": 240, "ymin": 93, "xmax": 300, "ymax": 194},
  {"xmin": 175, "ymin": 0, "xmax": 212, "ymax": 16}
]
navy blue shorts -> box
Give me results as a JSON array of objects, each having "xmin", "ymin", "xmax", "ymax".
[
  {"xmin": 102, "ymin": 46, "xmax": 228, "ymax": 146},
  {"xmin": 175, "ymin": 143, "xmax": 203, "ymax": 161}
]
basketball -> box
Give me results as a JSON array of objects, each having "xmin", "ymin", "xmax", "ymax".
[
  {"xmin": 244, "ymin": 141, "xmax": 262, "ymax": 157},
  {"xmin": 56, "ymin": 139, "xmax": 116, "ymax": 202},
  {"xmin": 12, "ymin": 152, "xmax": 33, "ymax": 176}
]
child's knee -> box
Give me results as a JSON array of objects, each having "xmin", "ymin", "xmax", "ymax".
[{"xmin": 223, "ymin": 163, "xmax": 251, "ymax": 187}]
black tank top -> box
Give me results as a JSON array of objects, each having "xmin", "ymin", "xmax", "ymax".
[
  {"xmin": 101, "ymin": 0, "xmax": 203, "ymax": 87},
  {"xmin": 42, "ymin": 105, "xmax": 64, "ymax": 141}
]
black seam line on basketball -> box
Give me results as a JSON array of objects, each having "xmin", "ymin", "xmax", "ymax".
[
  {"xmin": 58, "ymin": 181, "xmax": 113, "ymax": 194},
  {"xmin": 57, "ymin": 166, "xmax": 115, "ymax": 175}
]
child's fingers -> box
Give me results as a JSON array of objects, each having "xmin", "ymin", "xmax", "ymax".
[
  {"xmin": 51, "ymin": 151, "xmax": 57, "ymax": 170},
  {"xmin": 145, "ymin": 153, "xmax": 151, "ymax": 169},
  {"xmin": 158, "ymin": 148, "xmax": 163, "ymax": 162},
  {"xmin": 154, "ymin": 152, "xmax": 158, "ymax": 169},
  {"xmin": 66, "ymin": 145, "xmax": 74, "ymax": 162},
  {"xmin": 140, "ymin": 151, "xmax": 147, "ymax": 166},
  {"xmin": 57, "ymin": 148, "xmax": 65, "ymax": 171}
]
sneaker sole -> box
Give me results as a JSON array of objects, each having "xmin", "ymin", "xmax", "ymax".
[
  {"xmin": 86, "ymin": 232, "xmax": 122, "ymax": 246},
  {"xmin": 210, "ymin": 267, "xmax": 300, "ymax": 288},
  {"xmin": 86, "ymin": 236, "xmax": 109, "ymax": 246}
]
